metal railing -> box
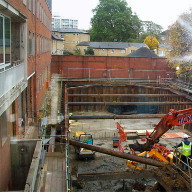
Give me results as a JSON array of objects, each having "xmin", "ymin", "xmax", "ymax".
[{"xmin": 172, "ymin": 147, "xmax": 192, "ymax": 191}]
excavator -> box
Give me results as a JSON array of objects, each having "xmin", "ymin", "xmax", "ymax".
[{"xmin": 127, "ymin": 107, "xmax": 192, "ymax": 169}]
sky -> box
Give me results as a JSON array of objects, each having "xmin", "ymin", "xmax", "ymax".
[{"xmin": 52, "ymin": 0, "xmax": 192, "ymax": 31}]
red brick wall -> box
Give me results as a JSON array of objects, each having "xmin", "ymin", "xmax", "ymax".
[
  {"xmin": 51, "ymin": 56, "xmax": 172, "ymax": 79},
  {"xmin": 9, "ymin": 0, "xmax": 52, "ymax": 111}
]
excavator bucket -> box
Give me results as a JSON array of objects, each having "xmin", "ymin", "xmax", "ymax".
[{"xmin": 129, "ymin": 140, "xmax": 146, "ymax": 152}]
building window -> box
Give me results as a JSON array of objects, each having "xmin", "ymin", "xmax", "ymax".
[
  {"xmin": 73, "ymin": 48, "xmax": 75, "ymax": 50},
  {"xmin": 77, "ymin": 33, "xmax": 79, "ymax": 36},
  {"xmin": 66, "ymin": 40, "xmax": 68, "ymax": 43},
  {"xmin": 33, "ymin": 0, "xmax": 35, "ymax": 15},
  {"xmin": 37, "ymin": 0, "xmax": 39, "ymax": 18},
  {"xmin": 73, "ymin": 41, "xmax": 75, "ymax": 43},
  {"xmin": 159, "ymin": 51, "xmax": 165, "ymax": 57},
  {"xmin": 28, "ymin": 0, "xmax": 32, "ymax": 11},
  {"xmin": 39, "ymin": 3, "xmax": 41, "ymax": 21},
  {"xmin": 161, "ymin": 36, "xmax": 165, "ymax": 40},
  {"xmin": 33, "ymin": 33, "xmax": 35, "ymax": 55},
  {"xmin": 1, "ymin": 111, "xmax": 8, "ymax": 146},
  {"xmin": 131, "ymin": 50, "xmax": 135, "ymax": 53},
  {"xmin": 61, "ymin": 33, "xmax": 64, "ymax": 38},
  {"xmin": 76, "ymin": 41, "xmax": 79, "ymax": 43},
  {"xmin": 23, "ymin": 0, "xmax": 27, "ymax": 5},
  {"xmin": 101, "ymin": 49, "xmax": 105, "ymax": 53},
  {"xmin": 111, "ymin": 49, "xmax": 115, "ymax": 53},
  {"xmin": 0, "ymin": 16, "xmax": 11, "ymax": 68},
  {"xmin": 66, "ymin": 47, "xmax": 68, "ymax": 50},
  {"xmin": 37, "ymin": 35, "xmax": 39, "ymax": 54},
  {"xmin": 73, "ymin": 33, "xmax": 75, "ymax": 36},
  {"xmin": 121, "ymin": 49, "xmax": 125, "ymax": 53},
  {"xmin": 66, "ymin": 33, "xmax": 68, "ymax": 36}
]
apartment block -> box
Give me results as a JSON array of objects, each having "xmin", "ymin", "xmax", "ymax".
[
  {"xmin": 52, "ymin": 14, "xmax": 78, "ymax": 29},
  {"xmin": 0, "ymin": 0, "xmax": 52, "ymax": 191},
  {"xmin": 52, "ymin": 28, "xmax": 90, "ymax": 54}
]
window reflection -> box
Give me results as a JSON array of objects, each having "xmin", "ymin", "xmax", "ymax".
[
  {"xmin": 5, "ymin": 17, "xmax": 10, "ymax": 64},
  {"xmin": 0, "ymin": 16, "xmax": 3, "ymax": 64}
]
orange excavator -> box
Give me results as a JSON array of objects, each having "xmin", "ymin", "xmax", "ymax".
[
  {"xmin": 131, "ymin": 107, "xmax": 192, "ymax": 152},
  {"xmin": 127, "ymin": 107, "xmax": 192, "ymax": 169}
]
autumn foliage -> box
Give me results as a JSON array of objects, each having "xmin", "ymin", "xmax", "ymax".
[{"xmin": 144, "ymin": 35, "xmax": 159, "ymax": 50}]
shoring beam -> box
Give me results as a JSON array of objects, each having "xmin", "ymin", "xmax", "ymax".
[
  {"xmin": 68, "ymin": 94, "xmax": 186, "ymax": 97},
  {"xmin": 69, "ymin": 114, "xmax": 165, "ymax": 120},
  {"xmin": 68, "ymin": 102, "xmax": 192, "ymax": 106},
  {"xmin": 68, "ymin": 140, "xmax": 166, "ymax": 167},
  {"xmin": 67, "ymin": 84, "xmax": 100, "ymax": 90},
  {"xmin": 75, "ymin": 170, "xmax": 154, "ymax": 182}
]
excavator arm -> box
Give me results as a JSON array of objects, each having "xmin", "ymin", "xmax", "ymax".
[{"xmin": 131, "ymin": 107, "xmax": 192, "ymax": 152}]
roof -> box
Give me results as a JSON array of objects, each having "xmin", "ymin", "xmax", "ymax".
[
  {"xmin": 51, "ymin": 34, "xmax": 63, "ymax": 41},
  {"xmin": 77, "ymin": 41, "xmax": 147, "ymax": 49},
  {"xmin": 52, "ymin": 28, "xmax": 89, "ymax": 34},
  {"xmin": 126, "ymin": 47, "xmax": 160, "ymax": 58},
  {"xmin": 159, "ymin": 43, "xmax": 171, "ymax": 49}
]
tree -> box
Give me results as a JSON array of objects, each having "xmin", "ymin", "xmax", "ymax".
[
  {"xmin": 74, "ymin": 48, "xmax": 81, "ymax": 55},
  {"xmin": 142, "ymin": 21, "xmax": 163, "ymax": 35},
  {"xmin": 85, "ymin": 48, "xmax": 94, "ymax": 55},
  {"xmin": 90, "ymin": 0, "xmax": 142, "ymax": 42},
  {"xmin": 144, "ymin": 35, "xmax": 159, "ymax": 50},
  {"xmin": 168, "ymin": 10, "xmax": 192, "ymax": 78}
]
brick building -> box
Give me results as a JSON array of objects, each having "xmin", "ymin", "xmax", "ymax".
[{"xmin": 0, "ymin": 0, "xmax": 52, "ymax": 190}]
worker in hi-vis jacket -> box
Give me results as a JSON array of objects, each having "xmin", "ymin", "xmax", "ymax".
[{"xmin": 174, "ymin": 134, "xmax": 191, "ymax": 171}]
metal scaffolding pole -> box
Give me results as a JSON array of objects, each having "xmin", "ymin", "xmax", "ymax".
[
  {"xmin": 69, "ymin": 114, "xmax": 165, "ymax": 119},
  {"xmin": 68, "ymin": 94, "xmax": 186, "ymax": 97},
  {"xmin": 68, "ymin": 102, "xmax": 192, "ymax": 106}
]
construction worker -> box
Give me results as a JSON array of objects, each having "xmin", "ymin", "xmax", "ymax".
[{"xmin": 174, "ymin": 134, "xmax": 191, "ymax": 171}]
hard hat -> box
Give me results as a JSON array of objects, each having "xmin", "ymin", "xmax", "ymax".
[{"xmin": 183, "ymin": 134, "xmax": 188, "ymax": 139}]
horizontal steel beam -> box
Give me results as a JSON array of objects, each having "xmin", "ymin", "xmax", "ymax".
[
  {"xmin": 67, "ymin": 84, "xmax": 100, "ymax": 90},
  {"xmin": 68, "ymin": 102, "xmax": 192, "ymax": 106},
  {"xmin": 68, "ymin": 140, "xmax": 166, "ymax": 167},
  {"xmin": 68, "ymin": 94, "xmax": 185, "ymax": 97},
  {"xmin": 76, "ymin": 170, "xmax": 154, "ymax": 182},
  {"xmin": 69, "ymin": 114, "xmax": 165, "ymax": 119}
]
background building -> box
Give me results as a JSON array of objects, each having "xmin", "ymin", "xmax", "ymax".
[
  {"xmin": 0, "ymin": 0, "xmax": 52, "ymax": 191},
  {"xmin": 52, "ymin": 13, "xmax": 78, "ymax": 29},
  {"xmin": 77, "ymin": 42, "xmax": 147, "ymax": 56},
  {"xmin": 52, "ymin": 28, "xmax": 90, "ymax": 54}
]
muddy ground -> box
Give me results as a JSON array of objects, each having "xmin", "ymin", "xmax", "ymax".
[{"xmin": 68, "ymin": 111, "xmax": 192, "ymax": 192}]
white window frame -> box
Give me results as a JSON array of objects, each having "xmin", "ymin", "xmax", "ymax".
[
  {"xmin": 101, "ymin": 49, "xmax": 105, "ymax": 53},
  {"xmin": 159, "ymin": 51, "xmax": 165, "ymax": 57},
  {"xmin": 66, "ymin": 33, "xmax": 68, "ymax": 36},
  {"xmin": 73, "ymin": 40, "xmax": 75, "ymax": 43},
  {"xmin": 121, "ymin": 49, "xmax": 125, "ymax": 53},
  {"xmin": 111, "ymin": 49, "xmax": 115, "ymax": 53},
  {"xmin": 73, "ymin": 33, "xmax": 75, "ymax": 36},
  {"xmin": 76, "ymin": 41, "xmax": 79, "ymax": 43},
  {"xmin": 0, "ymin": 15, "xmax": 11, "ymax": 69}
]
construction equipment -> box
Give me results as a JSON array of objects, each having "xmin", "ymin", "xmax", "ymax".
[
  {"xmin": 74, "ymin": 132, "xmax": 95, "ymax": 160},
  {"xmin": 113, "ymin": 137, "xmax": 119, "ymax": 148},
  {"xmin": 131, "ymin": 107, "xmax": 192, "ymax": 152}
]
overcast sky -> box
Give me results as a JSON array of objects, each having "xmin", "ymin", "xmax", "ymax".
[{"xmin": 52, "ymin": 0, "xmax": 192, "ymax": 31}]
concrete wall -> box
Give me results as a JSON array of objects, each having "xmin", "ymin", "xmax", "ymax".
[
  {"xmin": 51, "ymin": 55, "xmax": 172, "ymax": 79},
  {"xmin": 10, "ymin": 140, "xmax": 38, "ymax": 190}
]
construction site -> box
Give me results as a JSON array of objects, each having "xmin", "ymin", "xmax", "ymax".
[
  {"xmin": 7, "ymin": 54, "xmax": 192, "ymax": 192},
  {"xmin": 12, "ymin": 76, "xmax": 192, "ymax": 192}
]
